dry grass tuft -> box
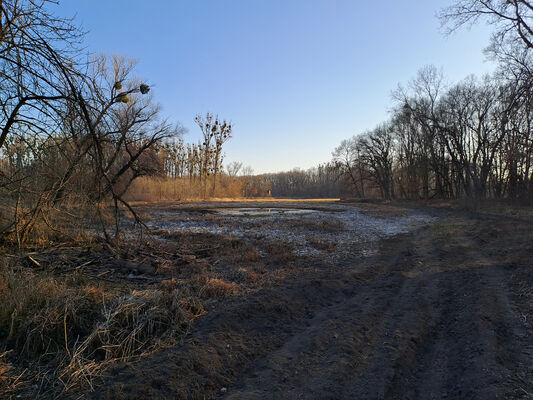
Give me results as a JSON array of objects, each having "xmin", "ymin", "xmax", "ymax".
[
  {"xmin": 58, "ymin": 288, "xmax": 193, "ymax": 392},
  {"xmin": 0, "ymin": 267, "xmax": 101, "ymax": 358},
  {"xmin": 228, "ymin": 243, "xmax": 261, "ymax": 263},
  {"xmin": 0, "ymin": 351, "xmax": 19, "ymax": 394},
  {"xmin": 229, "ymin": 267, "xmax": 262, "ymax": 284},
  {"xmin": 352, "ymin": 203, "xmax": 408, "ymax": 218},
  {"xmin": 202, "ymin": 278, "xmax": 239, "ymax": 297}
]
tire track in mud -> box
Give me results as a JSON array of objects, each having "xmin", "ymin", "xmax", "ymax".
[
  {"xmin": 223, "ymin": 235, "xmax": 438, "ymax": 400},
  {"xmin": 92, "ymin": 213, "xmax": 533, "ymax": 400},
  {"xmin": 224, "ymin": 218, "xmax": 533, "ymax": 400}
]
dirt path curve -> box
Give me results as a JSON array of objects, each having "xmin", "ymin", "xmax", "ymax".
[{"xmin": 93, "ymin": 212, "xmax": 533, "ymax": 400}]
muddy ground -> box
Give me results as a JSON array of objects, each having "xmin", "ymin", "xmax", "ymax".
[
  {"xmin": 3, "ymin": 201, "xmax": 532, "ymax": 399},
  {"xmin": 77, "ymin": 201, "xmax": 533, "ymax": 400}
]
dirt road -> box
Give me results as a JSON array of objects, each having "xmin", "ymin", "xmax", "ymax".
[{"xmin": 93, "ymin": 209, "xmax": 533, "ymax": 400}]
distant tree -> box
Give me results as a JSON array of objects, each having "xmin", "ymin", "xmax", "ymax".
[
  {"xmin": 226, "ymin": 161, "xmax": 243, "ymax": 177},
  {"xmin": 194, "ymin": 113, "xmax": 232, "ymax": 196},
  {"xmin": 241, "ymin": 165, "xmax": 254, "ymax": 176},
  {"xmin": 359, "ymin": 125, "xmax": 396, "ymax": 200},
  {"xmin": 332, "ymin": 138, "xmax": 368, "ymax": 197},
  {"xmin": 323, "ymin": 2, "xmax": 533, "ymax": 205},
  {"xmin": 261, "ymin": 164, "xmax": 342, "ymax": 198}
]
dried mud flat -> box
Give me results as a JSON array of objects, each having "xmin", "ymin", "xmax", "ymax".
[
  {"xmin": 141, "ymin": 201, "xmax": 435, "ymax": 260},
  {"xmin": 63, "ymin": 202, "xmax": 533, "ymax": 399}
]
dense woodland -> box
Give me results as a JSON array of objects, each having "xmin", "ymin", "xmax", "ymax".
[{"xmin": 0, "ymin": 0, "xmax": 532, "ymax": 247}]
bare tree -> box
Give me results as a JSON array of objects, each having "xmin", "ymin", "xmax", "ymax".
[
  {"xmin": 393, "ymin": 66, "xmax": 451, "ymax": 199},
  {"xmin": 332, "ymin": 138, "xmax": 368, "ymax": 197},
  {"xmin": 0, "ymin": 0, "xmax": 82, "ymax": 149},
  {"xmin": 194, "ymin": 113, "xmax": 232, "ymax": 197},
  {"xmin": 439, "ymin": 0, "xmax": 533, "ymax": 50},
  {"xmin": 241, "ymin": 165, "xmax": 254, "ymax": 176},
  {"xmin": 0, "ymin": 48, "xmax": 178, "ymax": 244},
  {"xmin": 226, "ymin": 161, "xmax": 243, "ymax": 177},
  {"xmin": 61, "ymin": 55, "xmax": 178, "ymax": 241},
  {"xmin": 359, "ymin": 125, "xmax": 396, "ymax": 200}
]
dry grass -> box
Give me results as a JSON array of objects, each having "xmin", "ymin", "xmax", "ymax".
[
  {"xmin": 0, "ymin": 267, "xmax": 102, "ymax": 357},
  {"xmin": 228, "ymin": 267, "xmax": 262, "ymax": 284},
  {"xmin": 156, "ymin": 231, "xmax": 261, "ymax": 264},
  {"xmin": 57, "ymin": 288, "xmax": 195, "ymax": 392},
  {"xmin": 202, "ymin": 278, "xmax": 239, "ymax": 297},
  {"xmin": 308, "ymin": 236, "xmax": 337, "ymax": 251},
  {"xmin": 128, "ymin": 198, "xmax": 341, "ymax": 207},
  {"xmin": 204, "ymin": 198, "xmax": 341, "ymax": 203},
  {"xmin": 259, "ymin": 240, "xmax": 296, "ymax": 264},
  {"xmin": 0, "ymin": 350, "xmax": 23, "ymax": 397},
  {"xmin": 477, "ymin": 202, "xmax": 533, "ymax": 219},
  {"xmin": 0, "ymin": 259, "xmax": 202, "ymax": 398},
  {"xmin": 0, "ymin": 197, "xmax": 101, "ymax": 249},
  {"xmin": 126, "ymin": 176, "xmax": 252, "ymax": 201}
]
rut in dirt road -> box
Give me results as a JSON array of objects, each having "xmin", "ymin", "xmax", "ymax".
[
  {"xmin": 94, "ymin": 213, "xmax": 533, "ymax": 400},
  {"xmin": 224, "ymin": 217, "xmax": 533, "ymax": 400}
]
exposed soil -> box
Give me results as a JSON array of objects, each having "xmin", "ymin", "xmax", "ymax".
[{"xmin": 83, "ymin": 204, "xmax": 533, "ymax": 400}]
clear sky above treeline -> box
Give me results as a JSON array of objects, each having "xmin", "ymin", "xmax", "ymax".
[{"xmin": 57, "ymin": 1, "xmax": 496, "ymax": 174}]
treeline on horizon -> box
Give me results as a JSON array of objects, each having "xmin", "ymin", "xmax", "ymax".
[
  {"xmin": 141, "ymin": 61, "xmax": 533, "ymax": 202},
  {"xmin": 130, "ymin": 57, "xmax": 533, "ymax": 204},
  {"xmin": 137, "ymin": 1, "xmax": 533, "ymax": 205}
]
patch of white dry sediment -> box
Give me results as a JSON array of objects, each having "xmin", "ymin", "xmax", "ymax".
[{"xmin": 146, "ymin": 206, "xmax": 435, "ymax": 260}]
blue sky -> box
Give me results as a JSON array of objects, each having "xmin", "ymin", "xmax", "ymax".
[{"xmin": 57, "ymin": 1, "xmax": 496, "ymax": 173}]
